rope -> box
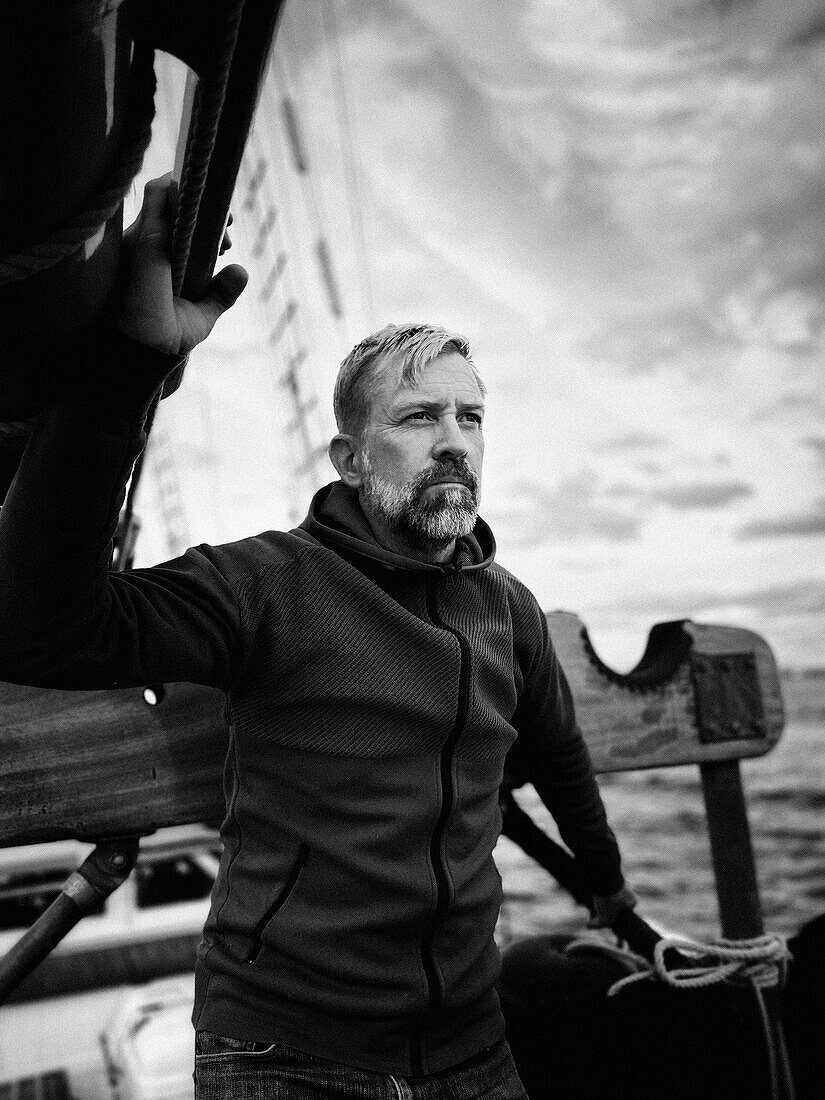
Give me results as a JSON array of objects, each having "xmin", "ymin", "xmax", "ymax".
[
  {"xmin": 320, "ymin": 0, "xmax": 377, "ymax": 327},
  {"xmin": 605, "ymin": 932, "xmax": 791, "ymax": 996},
  {"xmin": 134, "ymin": 0, "xmax": 245, "ymax": 533},
  {"xmin": 0, "ymin": 43, "xmax": 156, "ymax": 286},
  {"xmin": 565, "ymin": 933, "xmax": 651, "ymax": 978},
  {"xmin": 600, "ymin": 932, "xmax": 795, "ymax": 1100},
  {"xmin": 170, "ymin": 0, "xmax": 246, "ymax": 296}
]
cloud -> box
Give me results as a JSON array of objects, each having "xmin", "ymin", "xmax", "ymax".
[
  {"xmin": 741, "ymin": 579, "xmax": 825, "ymax": 617},
  {"xmin": 803, "ymin": 435, "xmax": 825, "ymax": 461},
  {"xmin": 318, "ymin": 0, "xmax": 825, "ymax": 396},
  {"xmin": 738, "ymin": 497, "xmax": 825, "ymax": 539},
  {"xmin": 600, "ymin": 477, "xmax": 753, "ymax": 510},
  {"xmin": 595, "ymin": 432, "xmax": 669, "ymax": 454},
  {"xmin": 580, "ymin": 306, "xmax": 736, "ymax": 377},
  {"xmin": 724, "ymin": 286, "xmax": 825, "ymax": 353},
  {"xmin": 750, "ymin": 392, "xmax": 825, "ymax": 422},
  {"xmin": 724, "ymin": 0, "xmax": 825, "ymax": 51},
  {"xmin": 636, "ymin": 460, "xmax": 667, "ymax": 477},
  {"xmin": 488, "ymin": 475, "xmax": 642, "ymax": 548},
  {"xmin": 596, "ymin": 578, "xmax": 825, "ymax": 619},
  {"xmin": 491, "ymin": 468, "xmax": 754, "ymax": 549},
  {"xmin": 323, "ymin": 0, "xmax": 604, "ymax": 320},
  {"xmin": 649, "ymin": 480, "xmax": 753, "ymax": 510}
]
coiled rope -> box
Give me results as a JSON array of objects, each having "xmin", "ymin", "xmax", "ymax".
[
  {"xmin": 602, "ymin": 931, "xmax": 791, "ymax": 995},
  {"xmin": 0, "ymin": 42, "xmax": 156, "ymax": 287}
]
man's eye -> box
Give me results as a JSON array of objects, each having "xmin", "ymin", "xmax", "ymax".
[
  {"xmin": 462, "ymin": 413, "xmax": 483, "ymax": 425},
  {"xmin": 406, "ymin": 411, "xmax": 431, "ymax": 421}
]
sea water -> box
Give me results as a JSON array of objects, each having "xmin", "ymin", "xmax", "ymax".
[{"xmin": 494, "ymin": 673, "xmax": 825, "ymax": 946}]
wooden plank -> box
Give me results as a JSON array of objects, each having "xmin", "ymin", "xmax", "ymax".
[
  {"xmin": 0, "ymin": 615, "xmax": 785, "ymax": 848},
  {"xmin": 0, "ymin": 681, "xmax": 226, "ymax": 847}
]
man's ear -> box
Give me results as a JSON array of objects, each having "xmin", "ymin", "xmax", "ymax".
[{"xmin": 329, "ymin": 434, "xmax": 364, "ymax": 488}]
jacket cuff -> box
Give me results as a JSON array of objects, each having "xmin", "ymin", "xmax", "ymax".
[{"xmin": 68, "ymin": 326, "xmax": 186, "ymax": 435}]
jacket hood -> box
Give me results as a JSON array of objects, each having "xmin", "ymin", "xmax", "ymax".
[{"xmin": 299, "ymin": 481, "xmax": 496, "ymax": 575}]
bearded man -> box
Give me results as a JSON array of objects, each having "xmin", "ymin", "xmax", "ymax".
[{"xmin": 0, "ymin": 179, "xmax": 635, "ymax": 1100}]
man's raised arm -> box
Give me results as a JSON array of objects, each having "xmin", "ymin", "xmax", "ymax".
[{"xmin": 0, "ymin": 178, "xmax": 247, "ymax": 690}]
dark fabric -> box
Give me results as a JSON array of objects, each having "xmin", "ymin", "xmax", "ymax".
[
  {"xmin": 0, "ymin": 327, "xmax": 624, "ymax": 1077},
  {"xmin": 194, "ymin": 1034, "xmax": 528, "ymax": 1099},
  {"xmin": 500, "ymin": 935, "xmax": 780, "ymax": 1100}
]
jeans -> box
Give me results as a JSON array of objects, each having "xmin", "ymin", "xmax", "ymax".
[{"xmin": 194, "ymin": 1032, "xmax": 529, "ymax": 1099}]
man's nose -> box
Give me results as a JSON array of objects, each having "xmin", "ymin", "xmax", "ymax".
[{"xmin": 432, "ymin": 416, "xmax": 468, "ymax": 459}]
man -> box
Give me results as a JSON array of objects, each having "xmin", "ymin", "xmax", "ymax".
[{"xmin": 0, "ymin": 179, "xmax": 635, "ymax": 1098}]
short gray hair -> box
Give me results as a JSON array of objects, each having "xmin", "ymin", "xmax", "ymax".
[{"xmin": 333, "ymin": 322, "xmax": 485, "ymax": 437}]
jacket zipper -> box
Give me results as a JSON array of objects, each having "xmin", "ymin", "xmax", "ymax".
[
  {"xmin": 246, "ymin": 842, "xmax": 309, "ymax": 963},
  {"xmin": 411, "ymin": 576, "xmax": 472, "ymax": 1074}
]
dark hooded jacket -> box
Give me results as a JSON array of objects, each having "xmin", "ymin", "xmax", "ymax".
[{"xmin": 0, "ymin": 331, "xmax": 624, "ymax": 1076}]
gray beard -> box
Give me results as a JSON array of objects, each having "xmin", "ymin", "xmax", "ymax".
[{"xmin": 360, "ymin": 453, "xmax": 480, "ymax": 553}]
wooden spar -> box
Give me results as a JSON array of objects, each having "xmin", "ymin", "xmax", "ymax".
[
  {"xmin": 700, "ymin": 761, "xmax": 765, "ymax": 939},
  {"xmin": 0, "ymin": 681, "xmax": 227, "ymax": 846}
]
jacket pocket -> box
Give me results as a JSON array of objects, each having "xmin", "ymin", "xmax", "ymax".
[{"xmin": 246, "ymin": 841, "xmax": 309, "ymax": 963}]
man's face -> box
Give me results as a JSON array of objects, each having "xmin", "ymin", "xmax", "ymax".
[{"xmin": 355, "ymin": 351, "xmax": 485, "ymax": 556}]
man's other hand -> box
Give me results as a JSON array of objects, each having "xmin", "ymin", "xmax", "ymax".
[
  {"xmin": 116, "ymin": 175, "xmax": 248, "ymax": 355},
  {"xmin": 587, "ymin": 885, "xmax": 638, "ymax": 929}
]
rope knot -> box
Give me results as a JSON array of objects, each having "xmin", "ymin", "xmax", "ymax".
[{"xmin": 607, "ymin": 932, "xmax": 791, "ymax": 996}]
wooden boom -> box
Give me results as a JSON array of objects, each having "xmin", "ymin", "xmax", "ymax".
[{"xmin": 0, "ymin": 614, "xmax": 784, "ymax": 850}]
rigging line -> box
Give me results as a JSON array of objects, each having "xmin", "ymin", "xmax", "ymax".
[
  {"xmin": 242, "ymin": 134, "xmax": 312, "ymax": 407},
  {"xmin": 272, "ymin": 34, "xmax": 322, "ymax": 223},
  {"xmin": 236, "ymin": 137, "xmax": 328, "ymax": 504},
  {"xmin": 245, "ymin": 120, "xmax": 310, "ymax": 363},
  {"xmin": 237, "ymin": 145, "xmax": 287, "ymax": 305},
  {"xmin": 319, "ymin": 0, "xmax": 377, "ymax": 329},
  {"xmin": 272, "ymin": 27, "xmax": 348, "ymax": 339},
  {"xmin": 243, "ymin": 154, "xmax": 268, "ymax": 212},
  {"xmin": 242, "ymin": 47, "xmax": 337, "ymax": 479},
  {"xmin": 250, "ymin": 42, "xmax": 342, "ymax": 420},
  {"xmin": 245, "ymin": 115, "xmax": 325, "ymax": 409}
]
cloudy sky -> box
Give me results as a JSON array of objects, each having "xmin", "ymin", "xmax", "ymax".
[{"xmin": 134, "ymin": 0, "xmax": 825, "ymax": 670}]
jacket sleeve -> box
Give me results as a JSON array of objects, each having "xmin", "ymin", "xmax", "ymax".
[
  {"xmin": 0, "ymin": 327, "xmax": 243, "ymax": 691},
  {"xmin": 511, "ymin": 605, "xmax": 626, "ymax": 898}
]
